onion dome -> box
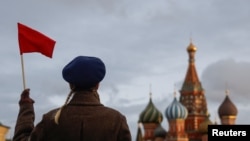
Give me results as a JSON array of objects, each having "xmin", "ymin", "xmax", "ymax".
[
  {"xmin": 165, "ymin": 97, "xmax": 188, "ymax": 120},
  {"xmin": 218, "ymin": 90, "xmax": 238, "ymax": 118},
  {"xmin": 187, "ymin": 41, "xmax": 197, "ymax": 52},
  {"xmin": 199, "ymin": 114, "xmax": 213, "ymax": 133},
  {"xmin": 154, "ymin": 124, "xmax": 167, "ymax": 138},
  {"xmin": 139, "ymin": 97, "xmax": 163, "ymax": 123}
]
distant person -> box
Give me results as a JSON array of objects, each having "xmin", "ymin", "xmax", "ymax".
[{"xmin": 13, "ymin": 56, "xmax": 132, "ymax": 141}]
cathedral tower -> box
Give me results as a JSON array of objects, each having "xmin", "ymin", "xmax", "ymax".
[{"xmin": 179, "ymin": 41, "xmax": 208, "ymax": 141}]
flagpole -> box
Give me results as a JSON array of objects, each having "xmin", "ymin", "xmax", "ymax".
[{"xmin": 20, "ymin": 55, "xmax": 26, "ymax": 89}]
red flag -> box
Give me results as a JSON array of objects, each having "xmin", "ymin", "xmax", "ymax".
[{"xmin": 17, "ymin": 22, "xmax": 56, "ymax": 58}]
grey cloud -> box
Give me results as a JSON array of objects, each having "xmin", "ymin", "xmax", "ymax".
[{"xmin": 201, "ymin": 58, "xmax": 250, "ymax": 103}]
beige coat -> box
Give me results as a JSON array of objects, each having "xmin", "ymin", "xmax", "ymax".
[{"xmin": 13, "ymin": 91, "xmax": 131, "ymax": 141}]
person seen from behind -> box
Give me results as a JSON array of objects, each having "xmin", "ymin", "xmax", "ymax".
[{"xmin": 13, "ymin": 55, "xmax": 132, "ymax": 141}]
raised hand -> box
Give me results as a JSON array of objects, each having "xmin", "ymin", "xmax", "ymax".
[{"xmin": 19, "ymin": 88, "xmax": 35, "ymax": 104}]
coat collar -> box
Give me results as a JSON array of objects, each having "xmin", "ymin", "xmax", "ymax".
[{"xmin": 68, "ymin": 91, "xmax": 103, "ymax": 106}]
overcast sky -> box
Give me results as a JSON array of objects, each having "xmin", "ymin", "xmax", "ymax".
[{"xmin": 1, "ymin": 0, "xmax": 250, "ymax": 140}]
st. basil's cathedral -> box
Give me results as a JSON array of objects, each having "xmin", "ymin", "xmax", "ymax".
[{"xmin": 136, "ymin": 41, "xmax": 238, "ymax": 141}]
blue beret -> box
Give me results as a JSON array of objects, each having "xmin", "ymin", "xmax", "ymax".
[{"xmin": 62, "ymin": 56, "xmax": 106, "ymax": 88}]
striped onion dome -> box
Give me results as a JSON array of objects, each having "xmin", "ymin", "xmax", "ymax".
[
  {"xmin": 139, "ymin": 97, "xmax": 163, "ymax": 123},
  {"xmin": 165, "ymin": 97, "xmax": 188, "ymax": 120}
]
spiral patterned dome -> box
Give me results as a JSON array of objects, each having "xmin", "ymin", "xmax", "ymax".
[
  {"xmin": 139, "ymin": 98, "xmax": 163, "ymax": 123},
  {"xmin": 165, "ymin": 97, "xmax": 188, "ymax": 120}
]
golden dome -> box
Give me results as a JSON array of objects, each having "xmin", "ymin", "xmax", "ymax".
[{"xmin": 187, "ymin": 42, "xmax": 197, "ymax": 52}]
